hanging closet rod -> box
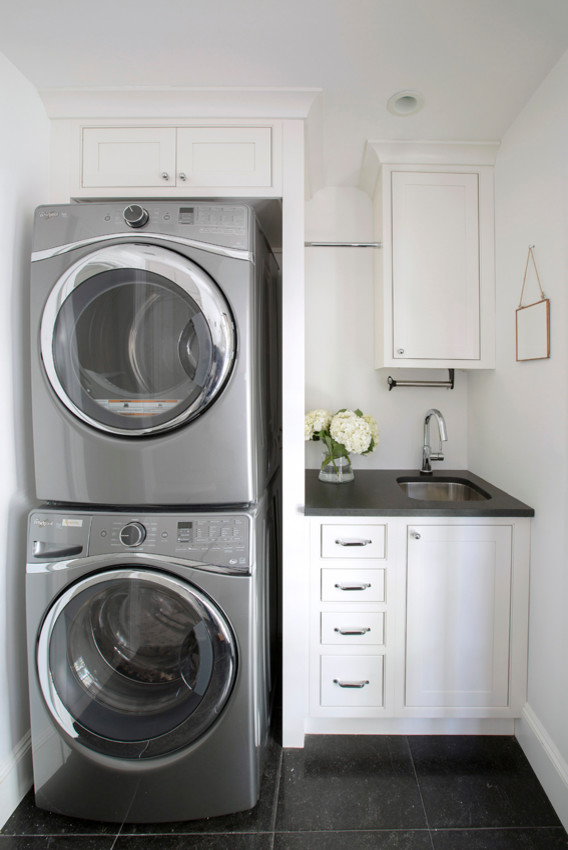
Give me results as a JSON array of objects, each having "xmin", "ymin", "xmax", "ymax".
[
  {"xmin": 304, "ymin": 241, "xmax": 383, "ymax": 248},
  {"xmin": 388, "ymin": 370, "xmax": 455, "ymax": 391}
]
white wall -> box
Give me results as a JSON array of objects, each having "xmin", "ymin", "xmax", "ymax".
[
  {"xmin": 0, "ymin": 52, "xmax": 49, "ymax": 826},
  {"xmin": 469, "ymin": 50, "xmax": 568, "ymax": 830},
  {"xmin": 305, "ymin": 186, "xmax": 469, "ymax": 472}
]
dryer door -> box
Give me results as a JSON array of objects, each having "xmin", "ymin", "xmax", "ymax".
[
  {"xmin": 37, "ymin": 568, "xmax": 237, "ymax": 759},
  {"xmin": 41, "ymin": 244, "xmax": 236, "ymax": 436}
]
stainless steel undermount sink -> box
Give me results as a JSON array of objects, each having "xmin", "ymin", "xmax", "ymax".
[{"xmin": 397, "ymin": 477, "xmax": 490, "ymax": 502}]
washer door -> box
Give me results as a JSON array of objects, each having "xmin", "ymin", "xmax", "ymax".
[
  {"xmin": 41, "ymin": 244, "xmax": 236, "ymax": 436},
  {"xmin": 37, "ymin": 569, "xmax": 237, "ymax": 759}
]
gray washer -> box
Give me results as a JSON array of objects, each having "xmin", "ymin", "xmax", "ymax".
[
  {"xmin": 26, "ymin": 500, "xmax": 272, "ymax": 823},
  {"xmin": 30, "ymin": 201, "xmax": 280, "ymax": 505}
]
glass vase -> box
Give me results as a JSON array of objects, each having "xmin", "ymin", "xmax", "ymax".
[{"xmin": 318, "ymin": 453, "xmax": 354, "ymax": 484}]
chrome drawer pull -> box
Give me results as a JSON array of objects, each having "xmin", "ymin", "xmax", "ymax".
[
  {"xmin": 333, "ymin": 679, "xmax": 370, "ymax": 689},
  {"xmin": 334, "ymin": 582, "xmax": 371, "ymax": 591},
  {"xmin": 335, "ymin": 538, "xmax": 373, "ymax": 547},
  {"xmin": 334, "ymin": 627, "xmax": 371, "ymax": 636}
]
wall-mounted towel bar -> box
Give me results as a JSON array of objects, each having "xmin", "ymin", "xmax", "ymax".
[
  {"xmin": 388, "ymin": 369, "xmax": 455, "ymax": 391},
  {"xmin": 304, "ymin": 241, "xmax": 382, "ymax": 248}
]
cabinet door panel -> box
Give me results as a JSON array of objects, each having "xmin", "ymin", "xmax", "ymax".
[
  {"xmin": 405, "ymin": 525, "xmax": 511, "ymax": 708},
  {"xmin": 392, "ymin": 171, "xmax": 480, "ymax": 360},
  {"xmin": 82, "ymin": 128, "xmax": 176, "ymax": 188},
  {"xmin": 176, "ymin": 128, "xmax": 271, "ymax": 187}
]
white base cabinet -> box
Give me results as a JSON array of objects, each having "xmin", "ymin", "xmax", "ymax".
[
  {"xmin": 405, "ymin": 524, "xmax": 512, "ymax": 709},
  {"xmin": 307, "ymin": 516, "xmax": 530, "ymax": 731}
]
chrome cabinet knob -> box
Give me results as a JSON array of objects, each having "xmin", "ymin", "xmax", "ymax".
[
  {"xmin": 178, "ymin": 172, "xmax": 187, "ymax": 181},
  {"xmin": 161, "ymin": 171, "xmax": 170, "ymax": 181}
]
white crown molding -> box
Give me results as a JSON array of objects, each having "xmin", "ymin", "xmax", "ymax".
[
  {"xmin": 38, "ymin": 86, "xmax": 322, "ymax": 120},
  {"xmin": 359, "ymin": 139, "xmax": 501, "ymax": 196}
]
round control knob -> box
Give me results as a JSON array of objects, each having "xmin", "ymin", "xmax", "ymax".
[
  {"xmin": 123, "ymin": 204, "xmax": 149, "ymax": 228},
  {"xmin": 119, "ymin": 522, "xmax": 147, "ymax": 547}
]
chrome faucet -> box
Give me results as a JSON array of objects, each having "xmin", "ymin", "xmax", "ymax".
[{"xmin": 421, "ymin": 409, "xmax": 448, "ymax": 474}]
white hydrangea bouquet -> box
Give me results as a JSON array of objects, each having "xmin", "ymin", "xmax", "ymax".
[{"xmin": 305, "ymin": 407, "xmax": 379, "ymax": 482}]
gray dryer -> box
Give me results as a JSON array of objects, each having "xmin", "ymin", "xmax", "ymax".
[{"xmin": 30, "ymin": 201, "xmax": 280, "ymax": 506}]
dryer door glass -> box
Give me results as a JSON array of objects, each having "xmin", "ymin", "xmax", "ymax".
[
  {"xmin": 41, "ymin": 245, "xmax": 236, "ymax": 436},
  {"xmin": 37, "ymin": 569, "xmax": 237, "ymax": 759}
]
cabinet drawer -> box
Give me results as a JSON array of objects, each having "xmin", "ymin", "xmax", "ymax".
[
  {"xmin": 321, "ymin": 524, "xmax": 385, "ymax": 559},
  {"xmin": 321, "ymin": 569, "xmax": 385, "ymax": 602},
  {"xmin": 321, "ymin": 655, "xmax": 384, "ymax": 707},
  {"xmin": 321, "ymin": 612, "xmax": 385, "ymax": 646}
]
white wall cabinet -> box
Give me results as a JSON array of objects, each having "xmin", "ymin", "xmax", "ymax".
[
  {"xmin": 307, "ymin": 515, "xmax": 530, "ymax": 732},
  {"xmin": 366, "ymin": 143, "xmax": 498, "ymax": 370},
  {"xmin": 49, "ymin": 120, "xmax": 282, "ymax": 199},
  {"xmin": 81, "ymin": 125, "xmax": 273, "ymax": 191}
]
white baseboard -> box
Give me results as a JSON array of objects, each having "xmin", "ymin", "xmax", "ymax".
[
  {"xmin": 516, "ymin": 704, "xmax": 568, "ymax": 833},
  {"xmin": 0, "ymin": 731, "xmax": 33, "ymax": 828}
]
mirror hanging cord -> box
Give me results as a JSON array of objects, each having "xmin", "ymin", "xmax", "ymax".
[{"xmin": 388, "ymin": 369, "xmax": 455, "ymax": 391}]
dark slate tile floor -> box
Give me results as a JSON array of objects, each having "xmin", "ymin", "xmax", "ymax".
[{"xmin": 2, "ymin": 735, "xmax": 567, "ymax": 849}]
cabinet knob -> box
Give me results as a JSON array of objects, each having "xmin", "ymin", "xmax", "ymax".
[
  {"xmin": 178, "ymin": 172, "xmax": 187, "ymax": 181},
  {"xmin": 397, "ymin": 348, "xmax": 405, "ymax": 355},
  {"xmin": 410, "ymin": 531, "xmax": 421, "ymax": 540},
  {"xmin": 161, "ymin": 172, "xmax": 170, "ymax": 181}
]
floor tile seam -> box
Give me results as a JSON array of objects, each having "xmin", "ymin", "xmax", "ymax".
[
  {"xmin": 405, "ymin": 734, "xmax": 432, "ymax": 833},
  {"xmin": 0, "ymin": 832, "xmax": 119, "ymax": 838},
  {"xmin": 430, "ymin": 825, "xmax": 568, "ymax": 833},
  {"xmin": 272, "ymin": 828, "xmax": 433, "ymax": 834},
  {"xmin": 116, "ymin": 830, "xmax": 277, "ymax": 837},
  {"xmin": 269, "ymin": 744, "xmax": 284, "ymax": 834}
]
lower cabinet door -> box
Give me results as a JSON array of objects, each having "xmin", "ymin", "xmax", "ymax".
[
  {"xmin": 320, "ymin": 655, "xmax": 384, "ymax": 707},
  {"xmin": 405, "ymin": 524, "xmax": 512, "ymax": 708}
]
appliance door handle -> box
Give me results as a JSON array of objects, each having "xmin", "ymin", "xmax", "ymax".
[{"xmin": 33, "ymin": 541, "xmax": 83, "ymax": 559}]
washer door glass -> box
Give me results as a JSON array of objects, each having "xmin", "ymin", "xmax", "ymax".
[
  {"xmin": 41, "ymin": 245, "xmax": 236, "ymax": 436},
  {"xmin": 37, "ymin": 569, "xmax": 237, "ymax": 759}
]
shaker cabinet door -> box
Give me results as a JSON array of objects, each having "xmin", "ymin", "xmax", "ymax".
[
  {"xmin": 176, "ymin": 127, "xmax": 272, "ymax": 187},
  {"xmin": 82, "ymin": 128, "xmax": 176, "ymax": 188},
  {"xmin": 391, "ymin": 171, "xmax": 481, "ymax": 361},
  {"xmin": 405, "ymin": 524, "xmax": 512, "ymax": 708}
]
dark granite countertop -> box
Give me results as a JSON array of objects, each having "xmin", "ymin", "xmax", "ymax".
[{"xmin": 305, "ymin": 468, "xmax": 534, "ymax": 517}]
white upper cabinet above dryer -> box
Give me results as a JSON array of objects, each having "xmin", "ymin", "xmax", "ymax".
[
  {"xmin": 81, "ymin": 126, "xmax": 274, "ymax": 192},
  {"xmin": 362, "ymin": 141, "xmax": 499, "ymax": 370}
]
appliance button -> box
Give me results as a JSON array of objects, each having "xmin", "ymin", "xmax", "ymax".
[
  {"xmin": 123, "ymin": 204, "xmax": 149, "ymax": 228},
  {"xmin": 119, "ymin": 522, "xmax": 147, "ymax": 547}
]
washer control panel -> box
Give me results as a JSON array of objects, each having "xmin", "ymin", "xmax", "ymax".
[{"xmin": 88, "ymin": 513, "xmax": 251, "ymax": 569}]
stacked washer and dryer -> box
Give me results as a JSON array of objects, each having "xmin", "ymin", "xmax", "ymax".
[{"xmin": 25, "ymin": 202, "xmax": 281, "ymax": 823}]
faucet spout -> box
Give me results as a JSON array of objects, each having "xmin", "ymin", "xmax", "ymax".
[{"xmin": 421, "ymin": 409, "xmax": 448, "ymax": 474}]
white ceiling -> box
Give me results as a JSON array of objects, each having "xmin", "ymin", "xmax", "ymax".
[{"xmin": 2, "ymin": 0, "xmax": 568, "ymax": 186}]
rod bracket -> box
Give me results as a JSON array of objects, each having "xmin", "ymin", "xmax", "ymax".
[{"xmin": 388, "ymin": 369, "xmax": 455, "ymax": 391}]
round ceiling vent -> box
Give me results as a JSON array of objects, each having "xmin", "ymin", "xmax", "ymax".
[{"xmin": 387, "ymin": 90, "xmax": 424, "ymax": 116}]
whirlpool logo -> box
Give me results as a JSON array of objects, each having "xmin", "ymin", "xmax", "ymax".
[
  {"xmin": 32, "ymin": 518, "xmax": 53, "ymax": 528},
  {"xmin": 38, "ymin": 210, "xmax": 59, "ymax": 219}
]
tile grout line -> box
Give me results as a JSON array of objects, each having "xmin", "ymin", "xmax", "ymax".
[
  {"xmin": 269, "ymin": 742, "xmax": 284, "ymax": 841},
  {"xmin": 405, "ymin": 735, "xmax": 436, "ymax": 850}
]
